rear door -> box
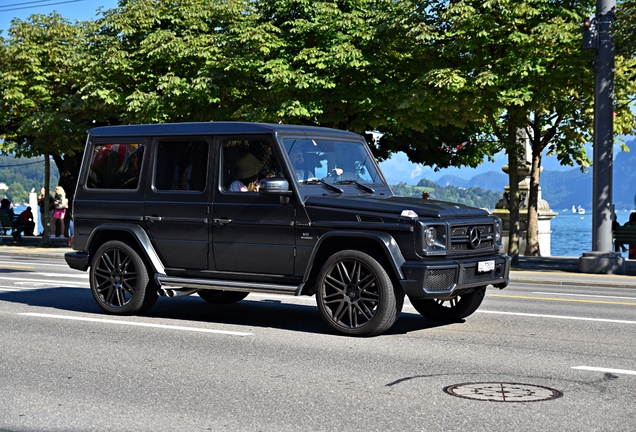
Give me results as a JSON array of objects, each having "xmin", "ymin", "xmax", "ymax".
[{"xmin": 144, "ymin": 137, "xmax": 212, "ymax": 271}]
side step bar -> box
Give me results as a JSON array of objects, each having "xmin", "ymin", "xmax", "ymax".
[{"xmin": 155, "ymin": 275, "xmax": 303, "ymax": 296}]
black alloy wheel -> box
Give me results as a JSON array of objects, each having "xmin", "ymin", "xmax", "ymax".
[
  {"xmin": 410, "ymin": 286, "xmax": 486, "ymax": 321},
  {"xmin": 89, "ymin": 240, "xmax": 157, "ymax": 314},
  {"xmin": 316, "ymin": 250, "xmax": 399, "ymax": 336}
]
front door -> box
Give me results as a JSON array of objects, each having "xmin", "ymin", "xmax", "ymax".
[
  {"xmin": 144, "ymin": 137, "xmax": 211, "ymax": 271},
  {"xmin": 212, "ymin": 136, "xmax": 295, "ymax": 275}
]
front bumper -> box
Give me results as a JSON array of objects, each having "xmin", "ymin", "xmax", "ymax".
[{"xmin": 399, "ymin": 254, "xmax": 511, "ymax": 299}]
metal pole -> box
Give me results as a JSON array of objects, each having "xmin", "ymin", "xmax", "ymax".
[{"xmin": 592, "ymin": 0, "xmax": 615, "ymax": 252}]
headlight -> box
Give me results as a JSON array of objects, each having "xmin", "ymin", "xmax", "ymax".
[
  {"xmin": 424, "ymin": 226, "xmax": 437, "ymax": 247},
  {"xmin": 493, "ymin": 217, "xmax": 503, "ymax": 247},
  {"xmin": 418, "ymin": 223, "xmax": 447, "ymax": 256}
]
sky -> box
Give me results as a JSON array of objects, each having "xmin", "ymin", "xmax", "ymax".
[
  {"xmin": 0, "ymin": 0, "xmax": 118, "ymax": 33},
  {"xmin": 1, "ymin": 0, "xmax": 633, "ymax": 186}
]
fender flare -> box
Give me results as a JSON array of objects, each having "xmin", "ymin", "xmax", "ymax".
[
  {"xmin": 86, "ymin": 223, "xmax": 166, "ymax": 275},
  {"xmin": 304, "ymin": 230, "xmax": 405, "ymax": 281}
]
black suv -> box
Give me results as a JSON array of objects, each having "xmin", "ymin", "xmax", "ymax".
[{"xmin": 65, "ymin": 122, "xmax": 510, "ymax": 336}]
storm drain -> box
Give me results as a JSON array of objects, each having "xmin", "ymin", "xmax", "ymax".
[{"xmin": 444, "ymin": 382, "xmax": 563, "ymax": 402}]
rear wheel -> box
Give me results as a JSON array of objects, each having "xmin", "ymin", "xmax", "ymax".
[
  {"xmin": 198, "ymin": 290, "xmax": 249, "ymax": 304},
  {"xmin": 410, "ymin": 286, "xmax": 486, "ymax": 321},
  {"xmin": 89, "ymin": 240, "xmax": 157, "ymax": 314},
  {"xmin": 316, "ymin": 250, "xmax": 399, "ymax": 336}
]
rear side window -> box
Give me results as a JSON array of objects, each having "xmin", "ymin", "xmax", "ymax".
[
  {"xmin": 154, "ymin": 140, "xmax": 209, "ymax": 192},
  {"xmin": 87, "ymin": 143, "xmax": 144, "ymax": 189}
]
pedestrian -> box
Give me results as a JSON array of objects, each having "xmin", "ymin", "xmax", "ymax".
[
  {"xmin": 625, "ymin": 212, "xmax": 636, "ymax": 259},
  {"xmin": 0, "ymin": 198, "xmax": 22, "ymax": 242},
  {"xmin": 52, "ymin": 186, "xmax": 68, "ymax": 238},
  {"xmin": 19, "ymin": 206, "xmax": 36, "ymax": 236},
  {"xmin": 612, "ymin": 212, "xmax": 627, "ymax": 253}
]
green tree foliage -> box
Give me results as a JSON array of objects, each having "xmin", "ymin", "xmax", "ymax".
[{"xmin": 406, "ymin": 0, "xmax": 636, "ymax": 261}]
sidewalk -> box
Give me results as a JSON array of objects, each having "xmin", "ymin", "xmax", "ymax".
[{"xmin": 1, "ymin": 235, "xmax": 635, "ymax": 289}]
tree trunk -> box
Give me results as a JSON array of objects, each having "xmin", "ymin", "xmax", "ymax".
[
  {"xmin": 524, "ymin": 142, "xmax": 542, "ymax": 256},
  {"xmin": 507, "ymin": 144, "xmax": 521, "ymax": 265},
  {"xmin": 41, "ymin": 154, "xmax": 51, "ymax": 246}
]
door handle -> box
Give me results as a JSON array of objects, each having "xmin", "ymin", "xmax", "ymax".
[
  {"xmin": 145, "ymin": 216, "xmax": 163, "ymax": 222},
  {"xmin": 214, "ymin": 218, "xmax": 232, "ymax": 225}
]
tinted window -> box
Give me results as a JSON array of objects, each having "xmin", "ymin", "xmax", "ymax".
[
  {"xmin": 221, "ymin": 139, "xmax": 282, "ymax": 192},
  {"xmin": 154, "ymin": 140, "xmax": 209, "ymax": 192},
  {"xmin": 87, "ymin": 143, "xmax": 144, "ymax": 189}
]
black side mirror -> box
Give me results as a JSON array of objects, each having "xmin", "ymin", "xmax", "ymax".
[{"xmin": 259, "ymin": 177, "xmax": 293, "ymax": 204}]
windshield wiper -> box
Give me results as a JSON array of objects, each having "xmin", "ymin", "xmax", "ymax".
[
  {"xmin": 335, "ymin": 179, "xmax": 375, "ymax": 194},
  {"xmin": 302, "ymin": 178, "xmax": 344, "ymax": 194}
]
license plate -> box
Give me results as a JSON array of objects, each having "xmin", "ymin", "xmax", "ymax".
[{"xmin": 478, "ymin": 260, "xmax": 495, "ymax": 273}]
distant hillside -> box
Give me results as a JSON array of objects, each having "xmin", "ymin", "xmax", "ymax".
[
  {"xmin": 422, "ymin": 138, "xmax": 636, "ymax": 211},
  {"xmin": 0, "ymin": 156, "xmax": 60, "ymax": 204}
]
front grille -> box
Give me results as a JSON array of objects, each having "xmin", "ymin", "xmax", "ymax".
[
  {"xmin": 450, "ymin": 223, "xmax": 494, "ymax": 252},
  {"xmin": 425, "ymin": 268, "xmax": 456, "ymax": 291}
]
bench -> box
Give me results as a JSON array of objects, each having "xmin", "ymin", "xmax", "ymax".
[
  {"xmin": 613, "ymin": 225, "xmax": 636, "ymax": 246},
  {"xmin": 0, "ymin": 212, "xmax": 15, "ymax": 235}
]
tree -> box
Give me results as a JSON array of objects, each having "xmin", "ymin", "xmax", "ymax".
[
  {"xmin": 0, "ymin": 14, "xmax": 96, "ymax": 242},
  {"xmin": 404, "ymin": 0, "xmax": 636, "ymax": 263}
]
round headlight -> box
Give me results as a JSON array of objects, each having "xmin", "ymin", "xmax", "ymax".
[{"xmin": 424, "ymin": 226, "xmax": 437, "ymax": 248}]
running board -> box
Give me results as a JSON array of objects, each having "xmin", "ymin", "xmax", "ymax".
[{"xmin": 155, "ymin": 275, "xmax": 302, "ymax": 296}]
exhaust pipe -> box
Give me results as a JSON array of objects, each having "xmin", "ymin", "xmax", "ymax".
[{"xmin": 157, "ymin": 288, "xmax": 199, "ymax": 298}]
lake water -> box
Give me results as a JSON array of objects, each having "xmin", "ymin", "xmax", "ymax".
[{"xmin": 549, "ymin": 210, "xmax": 634, "ymax": 257}]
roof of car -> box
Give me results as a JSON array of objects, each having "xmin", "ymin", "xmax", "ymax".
[{"xmin": 88, "ymin": 121, "xmax": 361, "ymax": 139}]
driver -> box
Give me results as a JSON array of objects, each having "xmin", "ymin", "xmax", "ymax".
[{"xmin": 289, "ymin": 146, "xmax": 343, "ymax": 181}]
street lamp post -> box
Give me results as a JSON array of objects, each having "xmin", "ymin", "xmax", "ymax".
[{"xmin": 579, "ymin": 0, "xmax": 624, "ymax": 274}]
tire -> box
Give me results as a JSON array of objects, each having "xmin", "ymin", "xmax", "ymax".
[
  {"xmin": 198, "ymin": 290, "xmax": 249, "ymax": 304},
  {"xmin": 316, "ymin": 250, "xmax": 399, "ymax": 336},
  {"xmin": 89, "ymin": 240, "xmax": 158, "ymax": 315},
  {"xmin": 410, "ymin": 286, "xmax": 486, "ymax": 321}
]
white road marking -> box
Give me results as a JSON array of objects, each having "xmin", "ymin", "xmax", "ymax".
[
  {"xmin": 0, "ymin": 260, "xmax": 70, "ymax": 268},
  {"xmin": 477, "ymin": 310, "xmax": 636, "ymax": 324},
  {"xmin": 572, "ymin": 366, "xmax": 636, "ymax": 376},
  {"xmin": 533, "ymin": 291, "xmax": 636, "ymax": 300},
  {"xmin": 0, "ymin": 276, "xmax": 87, "ymax": 285},
  {"xmin": 19, "ymin": 313, "xmax": 253, "ymax": 336}
]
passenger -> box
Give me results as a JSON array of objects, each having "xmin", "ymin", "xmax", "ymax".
[
  {"xmin": 229, "ymin": 153, "xmax": 264, "ymax": 192},
  {"xmin": 52, "ymin": 186, "xmax": 68, "ymax": 238}
]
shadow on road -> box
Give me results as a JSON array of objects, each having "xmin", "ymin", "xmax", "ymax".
[{"xmin": 1, "ymin": 287, "xmax": 457, "ymax": 336}]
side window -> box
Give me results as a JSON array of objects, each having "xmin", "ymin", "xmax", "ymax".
[
  {"xmin": 221, "ymin": 139, "xmax": 282, "ymax": 192},
  {"xmin": 87, "ymin": 143, "xmax": 144, "ymax": 189},
  {"xmin": 154, "ymin": 140, "xmax": 209, "ymax": 192}
]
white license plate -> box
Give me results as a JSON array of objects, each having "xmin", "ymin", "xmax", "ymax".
[{"xmin": 478, "ymin": 260, "xmax": 495, "ymax": 273}]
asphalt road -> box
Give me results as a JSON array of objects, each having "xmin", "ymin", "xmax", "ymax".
[{"xmin": 1, "ymin": 255, "xmax": 635, "ymax": 431}]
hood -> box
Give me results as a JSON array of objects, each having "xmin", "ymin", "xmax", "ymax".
[{"xmin": 303, "ymin": 195, "xmax": 491, "ymax": 219}]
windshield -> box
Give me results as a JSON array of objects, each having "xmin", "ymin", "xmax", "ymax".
[{"xmin": 283, "ymin": 138, "xmax": 384, "ymax": 186}]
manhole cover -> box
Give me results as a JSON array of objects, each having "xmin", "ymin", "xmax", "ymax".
[{"xmin": 444, "ymin": 382, "xmax": 563, "ymax": 402}]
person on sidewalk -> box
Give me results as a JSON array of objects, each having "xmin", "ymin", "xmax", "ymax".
[
  {"xmin": 0, "ymin": 198, "xmax": 23, "ymax": 242},
  {"xmin": 52, "ymin": 186, "xmax": 68, "ymax": 238},
  {"xmin": 625, "ymin": 212, "xmax": 636, "ymax": 259},
  {"xmin": 19, "ymin": 206, "xmax": 35, "ymax": 236}
]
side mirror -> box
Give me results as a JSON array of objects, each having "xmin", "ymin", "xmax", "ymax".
[{"xmin": 259, "ymin": 177, "xmax": 293, "ymax": 204}]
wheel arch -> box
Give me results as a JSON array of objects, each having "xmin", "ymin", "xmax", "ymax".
[
  {"xmin": 86, "ymin": 224, "xmax": 165, "ymax": 275},
  {"xmin": 300, "ymin": 230, "xmax": 405, "ymax": 295}
]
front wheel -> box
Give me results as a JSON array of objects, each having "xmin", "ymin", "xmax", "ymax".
[
  {"xmin": 198, "ymin": 290, "xmax": 249, "ymax": 304},
  {"xmin": 410, "ymin": 286, "xmax": 486, "ymax": 321},
  {"xmin": 316, "ymin": 250, "xmax": 399, "ymax": 336},
  {"xmin": 89, "ymin": 240, "xmax": 157, "ymax": 315}
]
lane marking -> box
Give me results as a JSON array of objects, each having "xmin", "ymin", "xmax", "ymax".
[
  {"xmin": 477, "ymin": 310, "xmax": 636, "ymax": 324},
  {"xmin": 0, "ymin": 264, "xmax": 35, "ymax": 269},
  {"xmin": 19, "ymin": 313, "xmax": 253, "ymax": 336},
  {"xmin": 572, "ymin": 366, "xmax": 636, "ymax": 376},
  {"xmin": 0, "ymin": 260, "xmax": 70, "ymax": 268},
  {"xmin": 487, "ymin": 293, "xmax": 636, "ymax": 306},
  {"xmin": 532, "ymin": 291, "xmax": 636, "ymax": 300},
  {"xmin": 0, "ymin": 276, "xmax": 87, "ymax": 284}
]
